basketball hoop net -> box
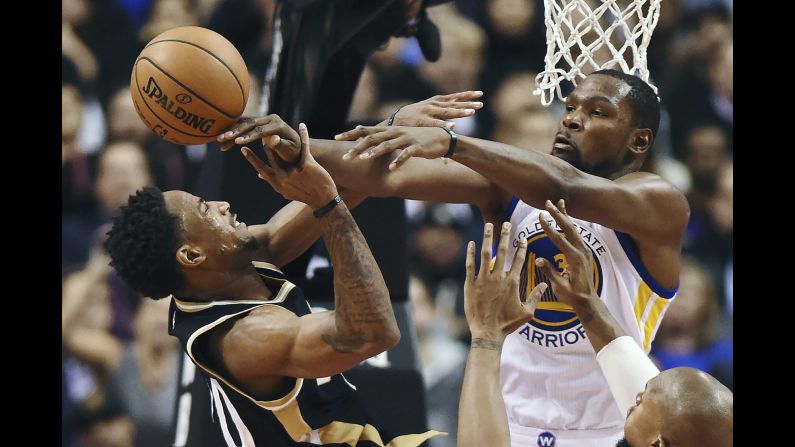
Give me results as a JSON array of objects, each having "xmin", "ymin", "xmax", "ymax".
[{"xmin": 534, "ymin": 0, "xmax": 662, "ymax": 106}]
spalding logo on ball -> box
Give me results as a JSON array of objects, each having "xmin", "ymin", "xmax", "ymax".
[{"xmin": 130, "ymin": 26, "xmax": 249, "ymax": 145}]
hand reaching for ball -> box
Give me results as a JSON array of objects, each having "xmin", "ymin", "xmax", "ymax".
[
  {"xmin": 217, "ymin": 115, "xmax": 302, "ymax": 165},
  {"xmin": 239, "ymin": 123, "xmax": 338, "ymax": 209}
]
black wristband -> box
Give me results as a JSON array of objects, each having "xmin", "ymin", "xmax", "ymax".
[
  {"xmin": 313, "ymin": 195, "xmax": 342, "ymax": 218},
  {"xmin": 387, "ymin": 105, "xmax": 404, "ymax": 126},
  {"xmin": 441, "ymin": 127, "xmax": 457, "ymax": 158}
]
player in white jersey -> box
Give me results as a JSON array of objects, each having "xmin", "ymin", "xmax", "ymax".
[
  {"xmin": 455, "ymin": 202, "xmax": 732, "ymax": 447},
  {"xmin": 219, "ymin": 69, "xmax": 690, "ymax": 446}
]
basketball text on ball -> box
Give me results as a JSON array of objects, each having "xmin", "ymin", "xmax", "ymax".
[{"xmin": 141, "ymin": 77, "xmax": 216, "ymax": 134}]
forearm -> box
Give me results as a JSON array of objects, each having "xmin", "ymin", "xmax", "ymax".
[
  {"xmin": 310, "ymin": 138, "xmax": 392, "ymax": 195},
  {"xmin": 453, "ymin": 136, "xmax": 578, "ymax": 208},
  {"xmin": 571, "ymin": 298, "xmax": 628, "ymax": 355},
  {"xmin": 596, "ymin": 336, "xmax": 660, "ymax": 416},
  {"xmin": 317, "ymin": 202, "xmax": 399, "ymax": 353},
  {"xmin": 311, "ymin": 138, "xmax": 499, "ymax": 206},
  {"xmin": 254, "ymin": 190, "xmax": 367, "ymax": 267},
  {"xmin": 458, "ymin": 337, "xmax": 510, "ymax": 447}
]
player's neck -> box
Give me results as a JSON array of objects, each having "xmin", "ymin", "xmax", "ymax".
[{"xmin": 176, "ymin": 267, "xmax": 272, "ymax": 302}]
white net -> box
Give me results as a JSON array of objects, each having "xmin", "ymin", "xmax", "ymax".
[{"xmin": 534, "ymin": 0, "xmax": 662, "ymax": 106}]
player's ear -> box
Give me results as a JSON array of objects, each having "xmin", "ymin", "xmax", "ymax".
[
  {"xmin": 628, "ymin": 128, "xmax": 652, "ymax": 155},
  {"xmin": 650, "ymin": 434, "xmax": 667, "ymax": 447},
  {"xmin": 176, "ymin": 244, "xmax": 206, "ymax": 268}
]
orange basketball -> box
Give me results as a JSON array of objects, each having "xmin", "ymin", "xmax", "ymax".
[{"xmin": 130, "ymin": 26, "xmax": 249, "ymax": 145}]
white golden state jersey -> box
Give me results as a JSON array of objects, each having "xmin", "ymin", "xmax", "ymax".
[{"xmin": 499, "ymin": 197, "xmax": 678, "ymax": 446}]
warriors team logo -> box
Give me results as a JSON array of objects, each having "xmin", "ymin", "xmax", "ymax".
[
  {"xmin": 537, "ymin": 431, "xmax": 556, "ymax": 447},
  {"xmin": 515, "ymin": 220, "xmax": 605, "ymax": 334}
]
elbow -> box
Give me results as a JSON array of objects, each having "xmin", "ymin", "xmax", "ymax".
[
  {"xmin": 366, "ymin": 320, "xmax": 401, "ymax": 355},
  {"xmin": 367, "ymin": 321, "xmax": 400, "ymax": 355},
  {"xmin": 382, "ymin": 324, "xmax": 401, "ymax": 350}
]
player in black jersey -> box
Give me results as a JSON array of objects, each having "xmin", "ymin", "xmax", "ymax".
[{"xmin": 106, "ymin": 124, "xmax": 442, "ymax": 446}]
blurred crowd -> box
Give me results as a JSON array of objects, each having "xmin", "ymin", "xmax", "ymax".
[{"xmin": 62, "ymin": 0, "xmax": 732, "ymax": 446}]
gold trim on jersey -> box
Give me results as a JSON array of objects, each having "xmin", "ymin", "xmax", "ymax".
[
  {"xmin": 271, "ymin": 398, "xmax": 313, "ymax": 441},
  {"xmin": 260, "ymin": 379, "xmax": 446, "ymax": 445},
  {"xmin": 173, "ymin": 281, "xmax": 294, "ymax": 312},
  {"xmin": 642, "ymin": 297, "xmax": 669, "ymax": 351},
  {"xmin": 535, "ymin": 301, "xmax": 575, "ymax": 312},
  {"xmin": 383, "ymin": 431, "xmax": 447, "ymax": 447},
  {"xmin": 252, "ymin": 260, "xmax": 284, "ymax": 273},
  {"xmin": 633, "ymin": 281, "xmax": 654, "ymax": 331},
  {"xmin": 315, "ymin": 420, "xmax": 445, "ymax": 447},
  {"xmin": 632, "ymin": 281, "xmax": 674, "ymax": 351}
]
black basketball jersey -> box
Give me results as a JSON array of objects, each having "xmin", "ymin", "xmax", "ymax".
[{"xmin": 169, "ymin": 261, "xmax": 442, "ymax": 447}]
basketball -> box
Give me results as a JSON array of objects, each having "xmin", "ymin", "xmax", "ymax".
[{"xmin": 129, "ymin": 26, "xmax": 249, "ymax": 145}]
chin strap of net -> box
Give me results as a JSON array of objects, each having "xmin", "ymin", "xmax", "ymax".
[{"xmin": 534, "ymin": 0, "xmax": 662, "ymax": 106}]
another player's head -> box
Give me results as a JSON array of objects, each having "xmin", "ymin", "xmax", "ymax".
[
  {"xmin": 106, "ymin": 187, "xmax": 259, "ymax": 300},
  {"xmin": 552, "ymin": 69, "xmax": 660, "ymax": 179},
  {"xmin": 617, "ymin": 367, "xmax": 733, "ymax": 447}
]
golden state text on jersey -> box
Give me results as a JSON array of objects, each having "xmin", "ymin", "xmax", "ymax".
[{"xmin": 510, "ymin": 215, "xmax": 605, "ymax": 348}]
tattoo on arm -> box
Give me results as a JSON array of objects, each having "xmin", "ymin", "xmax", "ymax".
[
  {"xmin": 317, "ymin": 203, "xmax": 396, "ymax": 352},
  {"xmin": 471, "ymin": 338, "xmax": 503, "ymax": 352}
]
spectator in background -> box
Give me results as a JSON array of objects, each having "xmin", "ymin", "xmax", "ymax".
[
  {"xmin": 702, "ymin": 160, "xmax": 732, "ymax": 308},
  {"xmin": 683, "ymin": 125, "xmax": 729, "ymax": 220},
  {"xmin": 489, "ymin": 72, "xmax": 558, "ymax": 149},
  {"xmin": 63, "ymin": 141, "xmax": 154, "ymax": 272},
  {"xmin": 651, "ymin": 256, "xmax": 733, "ymax": 390},
  {"xmin": 417, "ymin": 5, "xmax": 486, "ymax": 136},
  {"xmin": 662, "ymin": 2, "xmax": 732, "ymax": 156},
  {"xmin": 63, "ymin": 65, "xmax": 97, "ymax": 216},
  {"xmin": 420, "ymin": 5, "xmax": 485, "ymax": 94},
  {"xmin": 139, "ymin": 0, "xmax": 198, "ymax": 43},
  {"xmin": 63, "ymin": 142, "xmax": 154, "ymax": 342},
  {"xmin": 682, "ymin": 126, "xmax": 732, "ymax": 301},
  {"xmin": 63, "ymin": 0, "xmax": 141, "ymax": 106},
  {"xmin": 479, "ymin": 0, "xmax": 546, "ymax": 79},
  {"xmin": 105, "ymin": 88, "xmax": 153, "ymax": 144},
  {"xmin": 409, "ymin": 203, "xmax": 476, "ymax": 317},
  {"xmin": 107, "ymin": 298, "xmax": 180, "ymax": 447},
  {"xmin": 62, "ymin": 241, "xmax": 128, "ymax": 445}
]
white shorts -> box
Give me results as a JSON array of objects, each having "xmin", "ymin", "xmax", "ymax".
[{"xmin": 509, "ymin": 422, "xmax": 624, "ymax": 447}]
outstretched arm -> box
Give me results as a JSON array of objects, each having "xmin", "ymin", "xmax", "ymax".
[
  {"xmin": 458, "ymin": 222, "xmax": 546, "ymax": 447},
  {"xmin": 214, "ymin": 95, "xmax": 504, "ymax": 214},
  {"xmin": 336, "ymin": 126, "xmax": 689, "ymax": 249}
]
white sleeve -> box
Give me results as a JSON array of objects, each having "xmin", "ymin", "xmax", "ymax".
[{"xmin": 595, "ymin": 336, "xmax": 661, "ymax": 417}]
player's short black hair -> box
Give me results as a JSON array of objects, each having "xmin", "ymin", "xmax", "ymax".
[
  {"xmin": 592, "ymin": 69, "xmax": 660, "ymax": 139},
  {"xmin": 105, "ymin": 187, "xmax": 185, "ymax": 299},
  {"xmin": 615, "ymin": 437, "xmax": 634, "ymax": 447}
]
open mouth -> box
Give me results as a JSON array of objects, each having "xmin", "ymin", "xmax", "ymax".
[{"xmin": 553, "ymin": 134, "xmax": 575, "ymax": 151}]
